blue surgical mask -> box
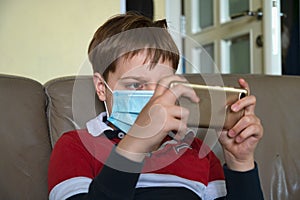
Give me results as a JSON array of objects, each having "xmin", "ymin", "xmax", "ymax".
[{"xmin": 104, "ymin": 82, "xmax": 154, "ymax": 133}]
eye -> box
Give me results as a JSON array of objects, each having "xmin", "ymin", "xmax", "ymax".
[{"xmin": 125, "ymin": 82, "xmax": 144, "ymax": 90}]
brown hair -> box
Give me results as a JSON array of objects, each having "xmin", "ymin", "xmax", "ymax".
[{"xmin": 88, "ymin": 12, "xmax": 179, "ymax": 80}]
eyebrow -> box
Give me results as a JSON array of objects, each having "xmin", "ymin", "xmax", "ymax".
[{"xmin": 119, "ymin": 76, "xmax": 148, "ymax": 82}]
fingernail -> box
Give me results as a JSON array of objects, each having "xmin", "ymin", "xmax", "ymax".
[
  {"xmin": 231, "ymin": 105, "xmax": 238, "ymax": 112},
  {"xmin": 228, "ymin": 130, "xmax": 235, "ymax": 137},
  {"xmin": 236, "ymin": 136, "xmax": 242, "ymax": 143}
]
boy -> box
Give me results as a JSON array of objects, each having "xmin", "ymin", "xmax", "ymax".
[{"xmin": 48, "ymin": 13, "xmax": 264, "ymax": 200}]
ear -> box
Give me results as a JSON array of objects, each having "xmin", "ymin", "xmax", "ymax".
[{"xmin": 93, "ymin": 72, "xmax": 107, "ymax": 101}]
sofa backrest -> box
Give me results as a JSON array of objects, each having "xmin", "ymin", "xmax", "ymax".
[
  {"xmin": 1, "ymin": 73, "xmax": 299, "ymax": 200},
  {"xmin": 45, "ymin": 74, "xmax": 300, "ymax": 200},
  {"xmin": 0, "ymin": 75, "xmax": 51, "ymax": 200},
  {"xmin": 44, "ymin": 76, "xmax": 104, "ymax": 147},
  {"xmin": 185, "ymin": 74, "xmax": 300, "ymax": 200}
]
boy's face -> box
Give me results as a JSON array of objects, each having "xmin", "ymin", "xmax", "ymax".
[{"xmin": 94, "ymin": 50, "xmax": 175, "ymax": 115}]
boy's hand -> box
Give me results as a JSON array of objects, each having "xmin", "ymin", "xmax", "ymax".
[
  {"xmin": 218, "ymin": 78, "xmax": 263, "ymax": 171},
  {"xmin": 116, "ymin": 75, "xmax": 199, "ymax": 161}
]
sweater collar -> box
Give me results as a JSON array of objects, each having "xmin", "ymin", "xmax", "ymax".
[{"xmin": 86, "ymin": 112, "xmax": 113, "ymax": 137}]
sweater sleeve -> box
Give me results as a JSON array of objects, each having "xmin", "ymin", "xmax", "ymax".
[
  {"xmin": 67, "ymin": 146, "xmax": 143, "ymax": 200},
  {"xmin": 223, "ymin": 162, "xmax": 264, "ymax": 200}
]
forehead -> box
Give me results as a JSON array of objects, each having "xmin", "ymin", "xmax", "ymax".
[{"xmin": 107, "ymin": 51, "xmax": 175, "ymax": 82}]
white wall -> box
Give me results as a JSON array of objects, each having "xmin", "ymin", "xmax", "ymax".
[{"xmin": 0, "ymin": 0, "xmax": 165, "ymax": 83}]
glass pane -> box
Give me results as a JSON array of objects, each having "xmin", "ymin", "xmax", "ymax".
[
  {"xmin": 201, "ymin": 43, "xmax": 215, "ymax": 73},
  {"xmin": 199, "ymin": 0, "xmax": 213, "ymax": 29},
  {"xmin": 192, "ymin": 0, "xmax": 214, "ymax": 32},
  {"xmin": 229, "ymin": 35, "xmax": 250, "ymax": 73},
  {"xmin": 190, "ymin": 43, "xmax": 215, "ymax": 73},
  {"xmin": 229, "ymin": 0, "xmax": 249, "ymax": 18}
]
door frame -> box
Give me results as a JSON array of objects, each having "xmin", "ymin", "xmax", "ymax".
[{"xmin": 165, "ymin": 0, "xmax": 282, "ymax": 75}]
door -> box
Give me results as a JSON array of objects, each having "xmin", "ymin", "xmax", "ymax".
[{"xmin": 178, "ymin": 0, "xmax": 282, "ymax": 74}]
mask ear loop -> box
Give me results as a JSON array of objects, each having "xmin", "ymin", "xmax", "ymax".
[
  {"xmin": 102, "ymin": 80, "xmax": 113, "ymax": 118},
  {"xmin": 103, "ymin": 101, "xmax": 110, "ymax": 118}
]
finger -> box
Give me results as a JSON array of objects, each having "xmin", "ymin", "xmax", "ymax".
[
  {"xmin": 237, "ymin": 79, "xmax": 257, "ymax": 115},
  {"xmin": 154, "ymin": 75, "xmax": 200, "ymax": 104},
  {"xmin": 172, "ymin": 120, "xmax": 188, "ymax": 141},
  {"xmin": 169, "ymin": 83, "xmax": 200, "ymax": 103},
  {"xmin": 166, "ymin": 106, "xmax": 190, "ymax": 141},
  {"xmin": 154, "ymin": 75, "xmax": 187, "ymax": 96},
  {"xmin": 228, "ymin": 115, "xmax": 260, "ymax": 138},
  {"xmin": 217, "ymin": 130, "xmax": 232, "ymax": 147},
  {"xmin": 231, "ymin": 95, "xmax": 256, "ymax": 114},
  {"xmin": 234, "ymin": 123, "xmax": 263, "ymax": 144},
  {"xmin": 238, "ymin": 78, "xmax": 250, "ymax": 95},
  {"xmin": 147, "ymin": 102, "xmax": 190, "ymax": 122},
  {"xmin": 154, "ymin": 83, "xmax": 200, "ymax": 106},
  {"xmin": 137, "ymin": 105, "xmax": 189, "ymax": 138},
  {"xmin": 217, "ymin": 130, "xmax": 229, "ymax": 141},
  {"xmin": 169, "ymin": 106, "xmax": 190, "ymax": 124}
]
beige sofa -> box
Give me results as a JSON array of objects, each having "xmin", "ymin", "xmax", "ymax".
[{"xmin": 0, "ymin": 73, "xmax": 299, "ymax": 199}]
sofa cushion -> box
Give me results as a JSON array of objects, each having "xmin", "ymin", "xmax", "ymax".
[{"xmin": 0, "ymin": 74, "xmax": 51, "ymax": 200}]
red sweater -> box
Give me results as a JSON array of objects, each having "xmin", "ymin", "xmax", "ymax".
[{"xmin": 48, "ymin": 129, "xmax": 227, "ymax": 199}]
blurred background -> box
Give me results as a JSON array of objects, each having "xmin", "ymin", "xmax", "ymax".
[
  {"xmin": 0, "ymin": 0, "xmax": 164, "ymax": 83},
  {"xmin": 0, "ymin": 0, "xmax": 298, "ymax": 83}
]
